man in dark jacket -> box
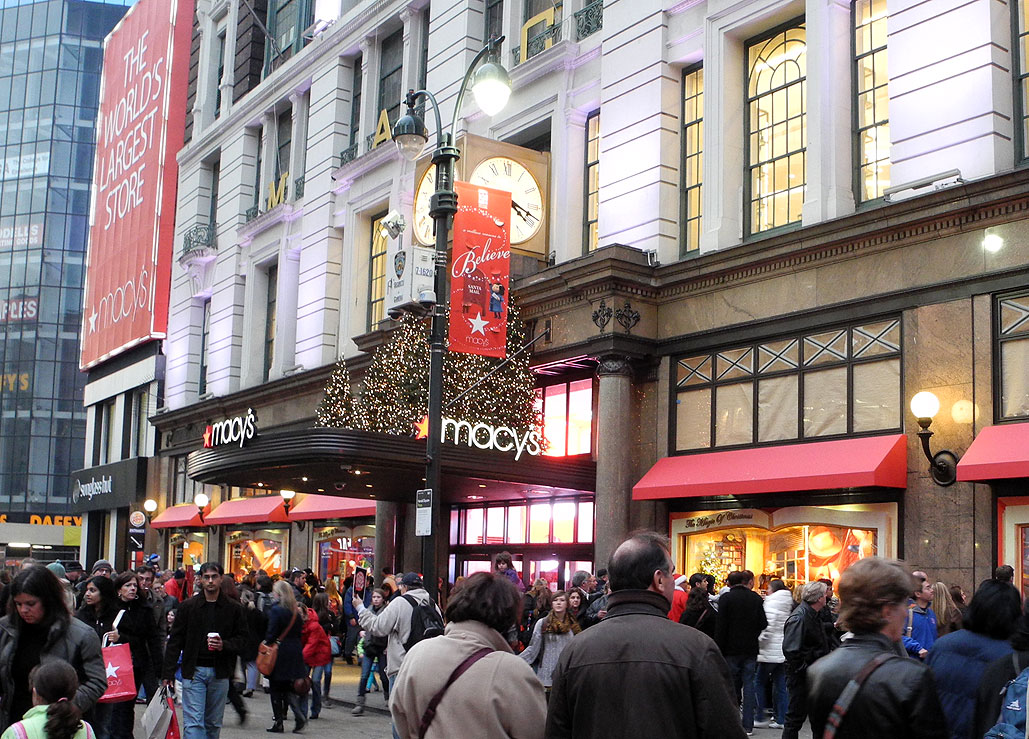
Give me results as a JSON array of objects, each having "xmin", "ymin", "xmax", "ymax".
[
  {"xmin": 781, "ymin": 580, "xmax": 833, "ymax": 739},
  {"xmin": 713, "ymin": 569, "xmax": 767, "ymax": 734},
  {"xmin": 546, "ymin": 531, "xmax": 747, "ymax": 738},
  {"xmin": 162, "ymin": 561, "xmax": 248, "ymax": 739}
]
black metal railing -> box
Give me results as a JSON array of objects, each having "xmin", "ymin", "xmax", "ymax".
[
  {"xmin": 575, "ymin": 0, "xmax": 603, "ymax": 40},
  {"xmin": 512, "ymin": 22, "xmax": 564, "ymax": 65},
  {"xmin": 294, "ymin": 175, "xmax": 305, "ymax": 200},
  {"xmin": 183, "ymin": 223, "xmax": 216, "ymax": 254},
  {"xmin": 340, "ymin": 142, "xmax": 358, "ymax": 166},
  {"xmin": 245, "ymin": 205, "xmax": 260, "ymax": 222}
]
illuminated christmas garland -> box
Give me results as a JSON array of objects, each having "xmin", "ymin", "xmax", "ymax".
[{"xmin": 316, "ymin": 299, "xmax": 541, "ymax": 440}]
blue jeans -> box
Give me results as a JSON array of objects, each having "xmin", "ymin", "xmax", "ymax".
[
  {"xmin": 358, "ymin": 654, "xmax": 388, "ymax": 697},
  {"xmin": 181, "ymin": 666, "xmax": 230, "ymax": 739},
  {"xmin": 755, "ymin": 661, "xmax": 787, "ymax": 724},
  {"xmin": 245, "ymin": 661, "xmax": 259, "ymax": 692},
  {"xmin": 312, "ymin": 662, "xmax": 332, "ymax": 699},
  {"xmin": 725, "ymin": 655, "xmax": 758, "ymax": 731}
]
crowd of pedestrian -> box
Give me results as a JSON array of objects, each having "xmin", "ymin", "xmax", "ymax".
[{"xmin": 7, "ymin": 547, "xmax": 1029, "ymax": 739}]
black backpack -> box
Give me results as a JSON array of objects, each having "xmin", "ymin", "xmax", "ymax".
[{"xmin": 402, "ymin": 594, "xmax": 444, "ymax": 652}]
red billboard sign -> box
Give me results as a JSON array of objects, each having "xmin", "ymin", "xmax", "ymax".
[
  {"xmin": 449, "ymin": 181, "xmax": 511, "ymax": 358},
  {"xmin": 79, "ymin": 0, "xmax": 193, "ymax": 369}
]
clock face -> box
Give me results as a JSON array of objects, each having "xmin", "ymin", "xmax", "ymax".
[
  {"xmin": 413, "ymin": 167, "xmax": 437, "ymax": 246},
  {"xmin": 469, "ymin": 156, "xmax": 545, "ymax": 244}
]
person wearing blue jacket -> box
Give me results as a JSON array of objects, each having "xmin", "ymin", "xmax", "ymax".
[
  {"xmin": 927, "ymin": 579, "xmax": 1021, "ymax": 739},
  {"xmin": 342, "ymin": 579, "xmax": 372, "ymax": 666},
  {"xmin": 903, "ymin": 572, "xmax": 938, "ymax": 659}
]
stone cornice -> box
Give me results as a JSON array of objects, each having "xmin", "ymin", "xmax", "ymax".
[
  {"xmin": 656, "ymin": 167, "xmax": 1029, "ymax": 299},
  {"xmin": 514, "ymin": 167, "xmax": 1029, "ymax": 320}
]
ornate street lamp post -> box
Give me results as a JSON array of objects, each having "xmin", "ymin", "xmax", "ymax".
[{"xmin": 392, "ymin": 37, "xmax": 511, "ymax": 598}]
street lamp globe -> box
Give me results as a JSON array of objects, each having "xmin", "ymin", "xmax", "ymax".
[
  {"xmin": 471, "ymin": 61, "xmax": 511, "ymax": 116},
  {"xmin": 194, "ymin": 492, "xmax": 210, "ymax": 509},
  {"xmin": 143, "ymin": 499, "xmax": 157, "ymax": 514},
  {"xmin": 910, "ymin": 391, "xmax": 940, "ymax": 420},
  {"xmin": 393, "ymin": 112, "xmax": 429, "ymax": 162}
]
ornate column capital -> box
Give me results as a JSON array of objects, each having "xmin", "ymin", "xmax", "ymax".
[{"xmin": 596, "ymin": 353, "xmax": 633, "ymax": 378}]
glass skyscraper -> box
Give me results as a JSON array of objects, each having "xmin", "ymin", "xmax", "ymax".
[{"xmin": 0, "ymin": 0, "xmax": 133, "ymax": 513}]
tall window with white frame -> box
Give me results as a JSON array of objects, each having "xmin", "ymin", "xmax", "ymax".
[
  {"xmin": 485, "ymin": 0, "xmax": 503, "ymax": 43},
  {"xmin": 276, "ymin": 108, "xmax": 292, "ymax": 186},
  {"xmin": 419, "ymin": 11, "xmax": 430, "ymax": 92},
  {"xmin": 584, "ymin": 111, "xmax": 600, "ymax": 253},
  {"xmin": 1016, "ymin": 1, "xmax": 1029, "ymax": 158},
  {"xmin": 997, "ymin": 292, "xmax": 1029, "ymax": 419},
  {"xmin": 682, "ymin": 64, "xmax": 703, "ymax": 254},
  {"xmin": 746, "ymin": 20, "xmax": 806, "ymax": 235},
  {"xmin": 208, "ymin": 159, "xmax": 220, "ymax": 227},
  {"xmin": 198, "ymin": 298, "xmax": 211, "ymax": 396},
  {"xmin": 214, "ymin": 31, "xmax": 226, "ymax": 118},
  {"xmin": 368, "ymin": 214, "xmax": 388, "ymax": 330},
  {"xmin": 854, "ymin": 0, "xmax": 889, "ymax": 200},
  {"xmin": 263, "ymin": 264, "xmax": 278, "ymax": 382},
  {"xmin": 379, "ymin": 30, "xmax": 404, "ymax": 129},
  {"xmin": 350, "ymin": 54, "xmax": 362, "ymax": 148}
]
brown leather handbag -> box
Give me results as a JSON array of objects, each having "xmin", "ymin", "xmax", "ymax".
[{"xmin": 256, "ymin": 608, "xmax": 298, "ymax": 676}]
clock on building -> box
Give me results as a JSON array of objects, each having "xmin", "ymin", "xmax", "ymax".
[
  {"xmin": 469, "ymin": 156, "xmax": 544, "ymax": 244},
  {"xmin": 412, "ymin": 134, "xmax": 550, "ymax": 259}
]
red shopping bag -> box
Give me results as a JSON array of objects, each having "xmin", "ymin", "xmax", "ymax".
[
  {"xmin": 165, "ymin": 696, "xmax": 180, "ymax": 739},
  {"xmin": 98, "ymin": 643, "xmax": 137, "ymax": 703}
]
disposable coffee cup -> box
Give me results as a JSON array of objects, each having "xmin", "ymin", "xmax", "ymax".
[{"xmin": 207, "ymin": 632, "xmax": 219, "ymax": 646}]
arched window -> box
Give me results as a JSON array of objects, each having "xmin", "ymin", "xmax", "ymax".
[{"xmin": 746, "ymin": 20, "xmax": 806, "ymax": 235}]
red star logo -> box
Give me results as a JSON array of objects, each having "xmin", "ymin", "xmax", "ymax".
[
  {"xmin": 414, "ymin": 416, "xmax": 429, "ymax": 440},
  {"xmin": 202, "ymin": 425, "xmax": 213, "ymax": 448}
]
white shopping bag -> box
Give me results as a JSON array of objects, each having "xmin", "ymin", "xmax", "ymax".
[{"xmin": 141, "ymin": 685, "xmax": 174, "ymax": 739}]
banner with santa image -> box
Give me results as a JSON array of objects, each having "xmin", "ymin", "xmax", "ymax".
[{"xmin": 449, "ymin": 181, "xmax": 511, "ymax": 358}]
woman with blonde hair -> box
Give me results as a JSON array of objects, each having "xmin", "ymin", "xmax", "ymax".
[
  {"xmin": 932, "ymin": 581, "xmax": 962, "ymax": 636},
  {"xmin": 263, "ymin": 580, "xmax": 306, "ymax": 733},
  {"xmin": 519, "ymin": 590, "xmax": 580, "ymax": 697},
  {"xmin": 323, "ymin": 579, "xmax": 342, "ymax": 617}
]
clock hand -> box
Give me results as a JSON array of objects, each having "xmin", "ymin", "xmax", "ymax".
[{"xmin": 511, "ymin": 200, "xmax": 539, "ymax": 226}]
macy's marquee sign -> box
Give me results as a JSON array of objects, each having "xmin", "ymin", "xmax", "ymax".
[{"xmin": 417, "ymin": 416, "xmax": 542, "ymax": 461}]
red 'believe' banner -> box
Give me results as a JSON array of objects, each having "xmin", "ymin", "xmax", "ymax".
[
  {"xmin": 79, "ymin": 0, "xmax": 193, "ymax": 369},
  {"xmin": 449, "ymin": 181, "xmax": 511, "ymax": 358}
]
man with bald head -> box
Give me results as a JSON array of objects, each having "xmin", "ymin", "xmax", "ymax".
[{"xmin": 545, "ymin": 531, "xmax": 747, "ymax": 738}]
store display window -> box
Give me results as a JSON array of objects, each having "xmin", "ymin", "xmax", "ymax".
[
  {"xmin": 169, "ymin": 532, "xmax": 206, "ymax": 571},
  {"xmin": 997, "ymin": 497, "xmax": 1029, "ymax": 601},
  {"xmin": 314, "ymin": 525, "xmax": 374, "ymax": 584},
  {"xmin": 671, "ymin": 503, "xmax": 896, "ymax": 590},
  {"xmin": 451, "ymin": 497, "xmax": 595, "ymax": 546},
  {"xmin": 226, "ymin": 529, "xmax": 285, "ymax": 575}
]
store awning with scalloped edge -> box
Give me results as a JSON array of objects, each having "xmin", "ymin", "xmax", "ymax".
[
  {"xmin": 204, "ymin": 496, "xmax": 290, "ymax": 525},
  {"xmin": 150, "ymin": 504, "xmax": 207, "ymax": 529},
  {"xmin": 632, "ymin": 434, "xmax": 908, "ymax": 500},
  {"xmin": 287, "ymin": 494, "xmax": 375, "ymax": 521},
  {"xmin": 956, "ymin": 422, "xmax": 1029, "ymax": 482}
]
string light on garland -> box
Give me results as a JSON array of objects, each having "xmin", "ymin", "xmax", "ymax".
[
  {"xmin": 317, "ymin": 298, "xmax": 541, "ymax": 440},
  {"xmin": 315, "ymin": 359, "xmax": 354, "ymax": 427}
]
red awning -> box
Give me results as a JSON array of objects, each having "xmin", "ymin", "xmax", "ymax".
[
  {"xmin": 150, "ymin": 504, "xmax": 206, "ymax": 529},
  {"xmin": 956, "ymin": 422, "xmax": 1029, "ymax": 482},
  {"xmin": 287, "ymin": 494, "xmax": 376, "ymax": 521},
  {"xmin": 632, "ymin": 434, "xmax": 907, "ymax": 500},
  {"xmin": 204, "ymin": 496, "xmax": 289, "ymax": 525}
]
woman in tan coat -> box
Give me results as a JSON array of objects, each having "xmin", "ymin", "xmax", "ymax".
[{"xmin": 390, "ymin": 572, "xmax": 546, "ymax": 739}]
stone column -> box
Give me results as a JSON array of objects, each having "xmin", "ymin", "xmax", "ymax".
[{"xmin": 594, "ymin": 354, "xmax": 634, "ymax": 569}]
